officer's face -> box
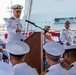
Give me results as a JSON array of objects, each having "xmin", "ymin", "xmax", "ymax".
[
  {"xmin": 65, "ymin": 23, "xmax": 70, "ymax": 29},
  {"xmin": 13, "ymin": 10, "xmax": 22, "ymax": 18}
]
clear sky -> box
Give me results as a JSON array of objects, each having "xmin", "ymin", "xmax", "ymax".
[
  {"xmin": 0, "ymin": 0, "xmax": 25, "ymax": 24},
  {"xmin": 31, "ymin": 0, "xmax": 76, "ymax": 14},
  {"xmin": 1, "ymin": 0, "xmax": 76, "ymax": 24}
]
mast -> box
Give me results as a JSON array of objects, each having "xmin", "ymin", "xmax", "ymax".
[
  {"xmin": 10, "ymin": 0, "xmax": 12, "ymax": 16},
  {"xmin": 25, "ymin": 0, "xmax": 33, "ymax": 34},
  {"xmin": 7, "ymin": 0, "xmax": 12, "ymax": 17}
]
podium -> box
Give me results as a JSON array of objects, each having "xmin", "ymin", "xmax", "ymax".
[{"xmin": 24, "ymin": 32, "xmax": 43, "ymax": 74}]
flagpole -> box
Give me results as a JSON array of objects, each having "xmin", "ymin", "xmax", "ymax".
[{"xmin": 25, "ymin": 0, "xmax": 33, "ymax": 34}]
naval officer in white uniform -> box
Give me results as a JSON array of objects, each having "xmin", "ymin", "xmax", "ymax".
[
  {"xmin": 60, "ymin": 21, "xmax": 76, "ymax": 46},
  {"xmin": 63, "ymin": 45, "xmax": 76, "ymax": 75},
  {"xmin": 43, "ymin": 42, "xmax": 69, "ymax": 75},
  {"xmin": 5, "ymin": 40, "xmax": 39, "ymax": 75},
  {"xmin": 6, "ymin": 4, "xmax": 26, "ymax": 42}
]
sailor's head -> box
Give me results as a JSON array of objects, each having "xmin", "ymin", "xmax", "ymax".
[
  {"xmin": 6, "ymin": 40, "xmax": 30, "ymax": 55},
  {"xmin": 63, "ymin": 45, "xmax": 76, "ymax": 65},
  {"xmin": 5, "ymin": 40, "xmax": 30, "ymax": 65},
  {"xmin": 11, "ymin": 4, "xmax": 23, "ymax": 18},
  {"xmin": 43, "ymin": 42, "xmax": 65, "ymax": 63},
  {"xmin": 43, "ymin": 42, "xmax": 65, "ymax": 56},
  {"xmin": 65, "ymin": 21, "xmax": 70, "ymax": 29},
  {"xmin": 44, "ymin": 25, "xmax": 51, "ymax": 32}
]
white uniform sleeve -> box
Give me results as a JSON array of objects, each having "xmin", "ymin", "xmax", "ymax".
[
  {"xmin": 60, "ymin": 30, "xmax": 68, "ymax": 44},
  {"xmin": 73, "ymin": 33, "xmax": 76, "ymax": 43},
  {"xmin": 6, "ymin": 19, "xmax": 16, "ymax": 34},
  {"xmin": 32, "ymin": 68, "xmax": 39, "ymax": 75}
]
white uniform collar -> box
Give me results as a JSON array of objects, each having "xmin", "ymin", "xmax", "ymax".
[
  {"xmin": 13, "ymin": 62, "xmax": 27, "ymax": 68},
  {"xmin": 13, "ymin": 16, "xmax": 20, "ymax": 21},
  {"xmin": 48, "ymin": 63, "xmax": 60, "ymax": 70},
  {"xmin": 65, "ymin": 28, "xmax": 70, "ymax": 31}
]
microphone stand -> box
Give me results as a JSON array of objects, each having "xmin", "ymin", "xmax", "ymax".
[{"xmin": 25, "ymin": 20, "xmax": 48, "ymax": 32}]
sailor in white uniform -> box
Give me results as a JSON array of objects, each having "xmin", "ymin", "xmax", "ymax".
[
  {"xmin": 0, "ymin": 46, "xmax": 9, "ymax": 63},
  {"xmin": 5, "ymin": 40, "xmax": 39, "ymax": 75},
  {"xmin": 63, "ymin": 45, "xmax": 76, "ymax": 75},
  {"xmin": 0, "ymin": 61, "xmax": 14, "ymax": 75},
  {"xmin": 43, "ymin": 26, "xmax": 59, "ymax": 45},
  {"xmin": 60, "ymin": 21, "xmax": 76, "ymax": 46},
  {"xmin": 43, "ymin": 26, "xmax": 52, "ymax": 45},
  {"xmin": 43, "ymin": 42, "xmax": 69, "ymax": 75},
  {"xmin": 6, "ymin": 4, "xmax": 26, "ymax": 42}
]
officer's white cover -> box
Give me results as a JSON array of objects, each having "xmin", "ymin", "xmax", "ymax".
[
  {"xmin": 6, "ymin": 40, "xmax": 30, "ymax": 55},
  {"xmin": 43, "ymin": 42, "xmax": 65, "ymax": 56}
]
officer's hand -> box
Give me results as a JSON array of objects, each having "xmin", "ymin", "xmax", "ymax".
[
  {"xmin": 66, "ymin": 42, "xmax": 70, "ymax": 46},
  {"xmin": 16, "ymin": 27, "xmax": 21, "ymax": 32}
]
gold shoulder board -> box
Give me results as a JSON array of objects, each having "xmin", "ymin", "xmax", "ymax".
[
  {"xmin": 40, "ymin": 70, "xmax": 49, "ymax": 75},
  {"xmin": 10, "ymin": 17, "xmax": 15, "ymax": 20},
  {"xmin": 66, "ymin": 64, "xmax": 74, "ymax": 70},
  {"xmin": 62, "ymin": 29, "xmax": 65, "ymax": 31}
]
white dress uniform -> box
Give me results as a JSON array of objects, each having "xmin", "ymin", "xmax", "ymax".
[
  {"xmin": 68, "ymin": 62, "xmax": 76, "ymax": 75},
  {"xmin": 43, "ymin": 42, "xmax": 69, "ymax": 75},
  {"xmin": 45, "ymin": 64, "xmax": 69, "ymax": 75},
  {"xmin": 6, "ymin": 4, "xmax": 26, "ymax": 42},
  {"xmin": 43, "ymin": 32, "xmax": 52, "ymax": 44},
  {"xmin": 0, "ymin": 61, "xmax": 14, "ymax": 75},
  {"xmin": 64, "ymin": 45, "xmax": 76, "ymax": 75},
  {"xmin": 60, "ymin": 29, "xmax": 74, "ymax": 46},
  {"xmin": 13, "ymin": 62, "xmax": 38, "ymax": 75},
  {"xmin": 6, "ymin": 16, "xmax": 23, "ymax": 42},
  {"xmin": 43, "ymin": 31, "xmax": 59, "ymax": 45}
]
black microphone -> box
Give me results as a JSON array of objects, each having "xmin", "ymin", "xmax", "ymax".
[
  {"xmin": 25, "ymin": 20, "xmax": 35, "ymax": 25},
  {"xmin": 25, "ymin": 19, "xmax": 49, "ymax": 32}
]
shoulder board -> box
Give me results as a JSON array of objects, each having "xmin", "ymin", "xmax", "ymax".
[
  {"xmin": 66, "ymin": 64, "xmax": 74, "ymax": 70},
  {"xmin": 62, "ymin": 29, "xmax": 65, "ymax": 31},
  {"xmin": 10, "ymin": 17, "xmax": 15, "ymax": 20},
  {"xmin": 40, "ymin": 70, "xmax": 49, "ymax": 75}
]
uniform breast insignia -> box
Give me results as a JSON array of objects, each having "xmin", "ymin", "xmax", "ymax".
[
  {"xmin": 40, "ymin": 70, "xmax": 49, "ymax": 75},
  {"xmin": 10, "ymin": 17, "xmax": 15, "ymax": 20}
]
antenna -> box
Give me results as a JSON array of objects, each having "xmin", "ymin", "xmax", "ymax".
[{"xmin": 7, "ymin": 0, "xmax": 12, "ymax": 17}]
